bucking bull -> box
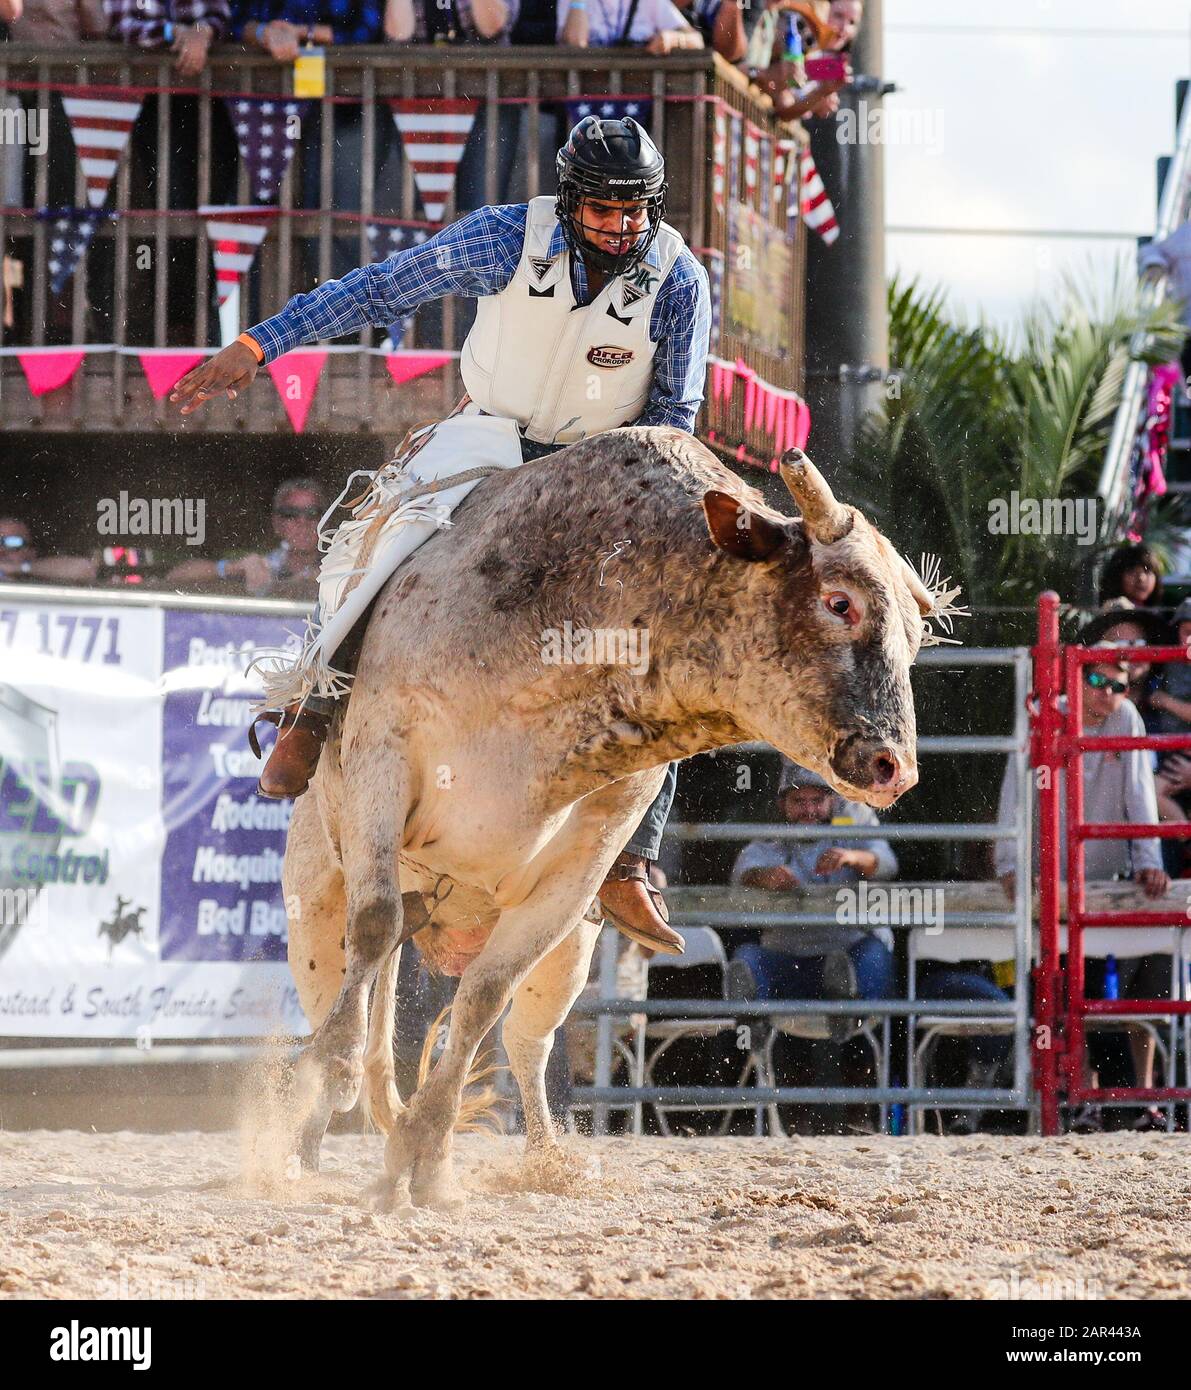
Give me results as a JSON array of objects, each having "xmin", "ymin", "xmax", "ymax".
[{"xmin": 276, "ymin": 426, "xmax": 960, "ymax": 1210}]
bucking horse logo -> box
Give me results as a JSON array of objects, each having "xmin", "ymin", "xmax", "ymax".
[{"xmin": 98, "ymin": 895, "xmax": 148, "ymax": 959}]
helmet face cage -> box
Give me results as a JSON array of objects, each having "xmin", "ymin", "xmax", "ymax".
[
  {"xmin": 554, "ymin": 117, "xmax": 668, "ymax": 278},
  {"xmin": 554, "ymin": 180, "xmax": 667, "ymax": 277}
]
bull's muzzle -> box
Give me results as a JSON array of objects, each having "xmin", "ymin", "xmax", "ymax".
[{"xmin": 830, "ymin": 738, "xmax": 918, "ymax": 806}]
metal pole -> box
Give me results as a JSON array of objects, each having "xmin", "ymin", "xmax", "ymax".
[
  {"xmin": 1012, "ymin": 646, "xmax": 1032, "ymax": 1114},
  {"xmin": 802, "ymin": 0, "xmax": 888, "ymax": 470},
  {"xmin": 591, "ymin": 924, "xmax": 618, "ymax": 1136},
  {"xmin": 1033, "ymin": 592, "xmax": 1063, "ymax": 1134}
]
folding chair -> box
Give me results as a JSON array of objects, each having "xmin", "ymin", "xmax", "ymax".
[
  {"xmin": 635, "ymin": 927, "xmax": 765, "ymax": 1136},
  {"xmin": 907, "ymin": 924, "xmax": 1018, "ymax": 1136}
]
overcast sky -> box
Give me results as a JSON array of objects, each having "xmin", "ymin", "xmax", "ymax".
[{"xmin": 882, "ymin": 0, "xmax": 1191, "ymax": 335}]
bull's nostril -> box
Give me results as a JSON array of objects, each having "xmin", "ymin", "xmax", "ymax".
[{"xmin": 873, "ymin": 754, "xmax": 897, "ymax": 785}]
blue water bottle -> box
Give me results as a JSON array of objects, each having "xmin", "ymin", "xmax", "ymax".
[{"xmin": 1104, "ymin": 954, "xmax": 1119, "ymax": 1000}]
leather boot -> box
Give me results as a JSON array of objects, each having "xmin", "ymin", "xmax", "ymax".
[
  {"xmin": 250, "ymin": 702, "xmax": 332, "ymax": 799},
  {"xmin": 597, "ymin": 852, "xmax": 685, "ymax": 955}
]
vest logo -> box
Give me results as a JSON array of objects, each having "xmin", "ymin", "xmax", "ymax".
[
  {"xmin": 626, "ymin": 266, "xmax": 660, "ymax": 293},
  {"xmin": 587, "ymin": 345, "xmax": 635, "ymax": 369},
  {"xmin": 528, "ymin": 255, "xmax": 557, "ymax": 281}
]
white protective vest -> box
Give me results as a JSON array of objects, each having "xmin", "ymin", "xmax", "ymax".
[{"xmin": 460, "ymin": 195, "xmax": 686, "ymax": 446}]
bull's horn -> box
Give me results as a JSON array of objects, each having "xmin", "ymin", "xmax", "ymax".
[
  {"xmin": 898, "ymin": 555, "xmax": 936, "ymax": 618},
  {"xmin": 779, "ymin": 448, "xmax": 853, "ymax": 544}
]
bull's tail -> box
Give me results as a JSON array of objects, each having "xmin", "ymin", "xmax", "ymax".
[
  {"xmin": 416, "ymin": 1006, "xmax": 505, "ymax": 1135},
  {"xmin": 362, "ymin": 974, "xmax": 504, "ymax": 1136},
  {"xmin": 362, "ymin": 946, "xmax": 405, "ymax": 1134}
]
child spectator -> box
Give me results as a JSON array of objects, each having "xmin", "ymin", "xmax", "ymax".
[{"xmin": 1097, "ymin": 541, "xmax": 1164, "ymax": 608}]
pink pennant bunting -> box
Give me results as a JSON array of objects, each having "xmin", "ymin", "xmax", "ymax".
[
  {"xmin": 384, "ymin": 352, "xmax": 453, "ymax": 387},
  {"xmin": 267, "ymin": 351, "xmax": 328, "ymax": 433},
  {"xmin": 763, "ymin": 383, "xmax": 779, "ymax": 439},
  {"xmin": 138, "ymin": 352, "xmax": 205, "ymax": 400},
  {"xmin": 784, "ymin": 396, "xmax": 800, "ymax": 455},
  {"xmin": 794, "ymin": 399, "xmax": 812, "ymax": 450},
  {"xmin": 18, "ymin": 350, "xmax": 86, "ymax": 397},
  {"xmin": 743, "ymin": 376, "xmax": 758, "ymax": 433},
  {"xmin": 710, "ymin": 361, "xmax": 727, "ymax": 404}
]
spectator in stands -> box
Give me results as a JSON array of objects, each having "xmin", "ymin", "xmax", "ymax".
[
  {"xmin": 108, "ymin": 0, "xmax": 235, "ymax": 343},
  {"xmin": 236, "ymin": 0, "xmax": 381, "ymax": 52},
  {"xmin": 10, "ymin": 0, "xmax": 103, "ymax": 40},
  {"xmin": 995, "ymin": 647, "xmax": 1172, "ymax": 1132},
  {"xmin": 672, "ymin": 0, "xmax": 745, "ymax": 61},
  {"xmin": 746, "ymin": 1, "xmax": 849, "ymax": 122},
  {"xmin": 106, "ymin": 0, "xmax": 229, "ymax": 73},
  {"xmin": 380, "ymin": 0, "xmax": 523, "ymax": 351},
  {"xmin": 233, "ymin": 0, "xmax": 384, "ymax": 287},
  {"xmin": 5, "ymin": 0, "xmax": 109, "ymax": 341},
  {"xmin": 1081, "ymin": 602, "xmax": 1167, "ymax": 735},
  {"xmin": 1146, "ymin": 595, "xmax": 1191, "ymax": 737},
  {"xmin": 509, "ymin": 0, "xmax": 552, "ymax": 41},
  {"xmin": 1097, "ymin": 541, "xmax": 1163, "ymax": 609},
  {"xmin": 1139, "ymin": 219, "xmax": 1191, "ymax": 393},
  {"xmin": 0, "ymin": 518, "xmax": 98, "ymax": 584},
  {"xmin": 558, "ymin": 0, "xmax": 703, "ymax": 53},
  {"xmin": 167, "ymin": 477, "xmax": 325, "ymax": 598},
  {"xmin": 383, "ymin": 0, "xmax": 522, "ymax": 240},
  {"xmin": 728, "ymin": 760, "xmax": 896, "ymax": 1034}
]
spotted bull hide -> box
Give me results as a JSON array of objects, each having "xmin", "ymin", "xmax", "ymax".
[{"xmin": 278, "ymin": 427, "xmax": 958, "ymax": 1209}]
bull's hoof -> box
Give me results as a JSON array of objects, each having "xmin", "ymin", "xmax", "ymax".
[
  {"xmin": 410, "ymin": 1163, "xmax": 466, "ymax": 1214},
  {"xmin": 369, "ymin": 1173, "xmax": 413, "ymax": 1215},
  {"xmin": 296, "ymin": 1118, "xmax": 326, "ymax": 1175}
]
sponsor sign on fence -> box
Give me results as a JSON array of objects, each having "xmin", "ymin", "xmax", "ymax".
[{"xmin": 0, "ymin": 597, "xmax": 310, "ymax": 1040}]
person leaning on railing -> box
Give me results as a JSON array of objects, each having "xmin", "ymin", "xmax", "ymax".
[
  {"xmin": 7, "ymin": 0, "xmax": 104, "ymax": 43},
  {"xmin": 105, "ymin": 0, "xmax": 231, "ymax": 76},
  {"xmin": 745, "ymin": 0, "xmax": 860, "ymax": 123},
  {"xmin": 383, "ymin": 0, "xmax": 522, "ymax": 265},
  {"xmin": 557, "ymin": 0, "xmax": 703, "ymax": 55},
  {"xmin": 166, "ymin": 477, "xmax": 327, "ymax": 599}
]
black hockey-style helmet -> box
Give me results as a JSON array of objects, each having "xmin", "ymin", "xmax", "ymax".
[{"xmin": 555, "ymin": 115, "xmax": 668, "ymax": 277}]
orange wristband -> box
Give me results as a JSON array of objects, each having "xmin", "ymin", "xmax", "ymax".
[{"xmin": 237, "ymin": 331, "xmax": 265, "ymax": 363}]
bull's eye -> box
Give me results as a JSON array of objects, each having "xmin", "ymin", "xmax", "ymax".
[{"xmin": 824, "ymin": 591, "xmax": 859, "ymax": 626}]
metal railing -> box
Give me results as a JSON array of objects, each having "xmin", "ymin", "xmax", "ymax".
[
  {"xmin": 1097, "ymin": 86, "xmax": 1191, "ymax": 523},
  {"xmin": 573, "ymin": 644, "xmax": 1036, "ymax": 1134}
]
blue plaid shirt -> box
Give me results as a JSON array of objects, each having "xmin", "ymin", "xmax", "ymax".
[
  {"xmin": 249, "ymin": 202, "xmax": 711, "ymax": 431},
  {"xmin": 230, "ymin": 0, "xmax": 382, "ymax": 43}
]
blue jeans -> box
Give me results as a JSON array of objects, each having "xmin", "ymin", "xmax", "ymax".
[
  {"xmin": 625, "ymin": 763, "xmax": 677, "ymax": 862},
  {"xmin": 916, "ymin": 968, "xmax": 1011, "ymax": 1067},
  {"xmin": 733, "ymin": 934, "xmax": 895, "ymax": 1001}
]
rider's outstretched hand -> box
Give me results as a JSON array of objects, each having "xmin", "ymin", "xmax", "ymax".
[{"xmin": 171, "ymin": 341, "xmax": 260, "ymax": 415}]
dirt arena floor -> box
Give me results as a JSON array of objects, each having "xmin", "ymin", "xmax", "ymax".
[{"xmin": 3, "ymin": 1129, "xmax": 1191, "ymax": 1300}]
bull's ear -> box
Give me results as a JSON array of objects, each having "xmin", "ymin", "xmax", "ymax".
[{"xmin": 702, "ymin": 491, "xmax": 788, "ymax": 562}]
